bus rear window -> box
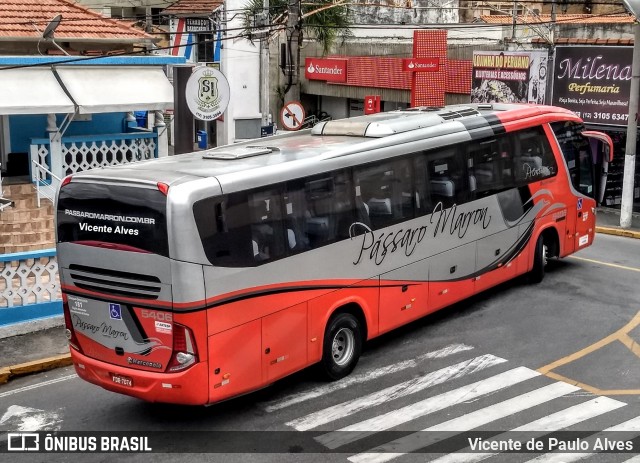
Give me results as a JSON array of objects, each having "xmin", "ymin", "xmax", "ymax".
[{"xmin": 57, "ymin": 182, "xmax": 169, "ymax": 256}]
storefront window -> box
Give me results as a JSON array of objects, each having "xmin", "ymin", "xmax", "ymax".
[{"xmin": 598, "ymin": 131, "xmax": 640, "ymax": 211}]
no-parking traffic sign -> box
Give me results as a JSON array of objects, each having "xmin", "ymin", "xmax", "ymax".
[{"xmin": 280, "ymin": 101, "xmax": 305, "ymax": 131}]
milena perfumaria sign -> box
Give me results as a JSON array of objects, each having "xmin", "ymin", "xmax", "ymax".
[
  {"xmin": 553, "ymin": 46, "xmax": 632, "ymax": 126},
  {"xmin": 186, "ymin": 67, "xmax": 230, "ymax": 121}
]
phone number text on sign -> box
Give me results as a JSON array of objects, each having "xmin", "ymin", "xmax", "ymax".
[{"xmin": 572, "ymin": 111, "xmax": 628, "ymax": 123}]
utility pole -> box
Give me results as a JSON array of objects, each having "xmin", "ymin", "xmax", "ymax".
[
  {"xmin": 511, "ymin": 0, "xmax": 517, "ymax": 42},
  {"xmin": 621, "ymin": 24, "xmax": 640, "ymax": 228},
  {"xmin": 621, "ymin": 0, "xmax": 640, "ymax": 228},
  {"xmin": 284, "ymin": 0, "xmax": 302, "ymax": 102},
  {"xmin": 545, "ymin": 0, "xmax": 556, "ymax": 106},
  {"xmin": 260, "ymin": 0, "xmax": 270, "ymax": 127}
]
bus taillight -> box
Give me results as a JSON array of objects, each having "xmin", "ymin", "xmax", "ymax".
[
  {"xmin": 60, "ymin": 175, "xmax": 73, "ymax": 188},
  {"xmin": 167, "ymin": 323, "xmax": 198, "ymax": 372},
  {"xmin": 157, "ymin": 182, "xmax": 170, "ymax": 196},
  {"xmin": 62, "ymin": 297, "xmax": 82, "ymax": 353}
]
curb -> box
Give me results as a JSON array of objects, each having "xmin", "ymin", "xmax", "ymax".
[
  {"xmin": 0, "ymin": 354, "xmax": 72, "ymax": 385},
  {"xmin": 595, "ymin": 226, "xmax": 640, "ymax": 239}
]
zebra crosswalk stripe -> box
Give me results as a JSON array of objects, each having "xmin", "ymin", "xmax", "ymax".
[
  {"xmin": 264, "ymin": 343, "xmax": 474, "ymax": 412},
  {"xmin": 276, "ymin": 346, "xmax": 640, "ymax": 461},
  {"xmin": 286, "ymin": 353, "xmax": 506, "ymax": 432},
  {"xmin": 522, "ymin": 416, "xmax": 640, "ymax": 463},
  {"xmin": 317, "ymin": 366, "xmax": 539, "ymax": 449},
  {"xmin": 426, "ymin": 396, "xmax": 628, "ymax": 463},
  {"xmin": 345, "ymin": 382, "xmax": 592, "ymax": 463}
]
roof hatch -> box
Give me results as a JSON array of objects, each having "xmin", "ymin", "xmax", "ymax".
[
  {"xmin": 312, "ymin": 106, "xmax": 482, "ymax": 138},
  {"xmin": 203, "ymin": 146, "xmax": 275, "ymax": 160}
]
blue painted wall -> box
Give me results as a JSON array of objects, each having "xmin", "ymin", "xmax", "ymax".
[
  {"xmin": 9, "ymin": 115, "xmax": 47, "ymax": 153},
  {"xmin": 9, "ymin": 113, "xmax": 129, "ymax": 153},
  {"xmin": 58, "ymin": 113, "xmax": 125, "ymax": 136}
]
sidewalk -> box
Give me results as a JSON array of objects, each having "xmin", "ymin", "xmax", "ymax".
[
  {"xmin": 1, "ymin": 207, "xmax": 639, "ymax": 384},
  {"xmin": 594, "ymin": 207, "xmax": 640, "ymax": 239}
]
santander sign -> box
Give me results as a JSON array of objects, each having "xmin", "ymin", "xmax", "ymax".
[{"xmin": 305, "ymin": 58, "xmax": 348, "ymax": 83}]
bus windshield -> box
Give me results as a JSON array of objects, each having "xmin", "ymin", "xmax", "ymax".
[
  {"xmin": 551, "ymin": 122, "xmax": 594, "ymax": 197},
  {"xmin": 57, "ymin": 182, "xmax": 169, "ymax": 256}
]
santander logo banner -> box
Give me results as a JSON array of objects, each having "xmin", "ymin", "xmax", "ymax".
[
  {"xmin": 305, "ymin": 58, "xmax": 348, "ymax": 83},
  {"xmin": 403, "ymin": 58, "xmax": 440, "ymax": 72}
]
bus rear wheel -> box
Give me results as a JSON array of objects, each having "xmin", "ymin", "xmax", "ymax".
[
  {"xmin": 321, "ymin": 312, "xmax": 362, "ymax": 380},
  {"xmin": 529, "ymin": 235, "xmax": 547, "ymax": 284}
]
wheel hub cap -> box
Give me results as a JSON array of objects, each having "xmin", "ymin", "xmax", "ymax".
[{"xmin": 332, "ymin": 327, "xmax": 355, "ymax": 366}]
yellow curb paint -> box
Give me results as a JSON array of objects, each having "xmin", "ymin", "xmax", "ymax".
[
  {"xmin": 568, "ymin": 255, "xmax": 640, "ymax": 273},
  {"xmin": 596, "ymin": 226, "xmax": 640, "ymax": 239},
  {"xmin": 0, "ymin": 368, "xmax": 10, "ymax": 385},
  {"xmin": 8, "ymin": 354, "xmax": 73, "ymax": 378},
  {"xmin": 538, "ymin": 311, "xmax": 640, "ymax": 395}
]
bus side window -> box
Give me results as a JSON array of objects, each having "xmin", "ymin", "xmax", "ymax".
[
  {"xmin": 397, "ymin": 159, "xmax": 415, "ymax": 219},
  {"xmin": 427, "ymin": 148, "xmax": 466, "ymax": 208},
  {"xmin": 248, "ymin": 189, "xmax": 286, "ymax": 263},
  {"xmin": 332, "ymin": 170, "xmax": 356, "ymax": 240},
  {"xmin": 289, "ymin": 169, "xmax": 354, "ymax": 250},
  {"xmin": 515, "ymin": 127, "xmax": 557, "ymax": 184},
  {"xmin": 282, "ymin": 186, "xmax": 309, "ymax": 253},
  {"xmin": 194, "ymin": 193, "xmax": 258, "ymax": 267},
  {"xmin": 467, "ymin": 139, "xmax": 497, "ymax": 198},
  {"xmin": 354, "ymin": 159, "xmax": 411, "ymax": 230},
  {"xmin": 304, "ymin": 176, "xmax": 336, "ymax": 248},
  {"xmin": 467, "ymin": 137, "xmax": 515, "ymax": 199},
  {"xmin": 413, "ymin": 154, "xmax": 431, "ymax": 216}
]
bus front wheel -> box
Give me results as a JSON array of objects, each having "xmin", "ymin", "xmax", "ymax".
[
  {"xmin": 529, "ymin": 235, "xmax": 547, "ymax": 284},
  {"xmin": 321, "ymin": 312, "xmax": 363, "ymax": 380}
]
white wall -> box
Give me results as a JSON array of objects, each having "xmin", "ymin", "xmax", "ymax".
[
  {"xmin": 218, "ymin": 0, "xmax": 262, "ymax": 144},
  {"xmin": 322, "ymin": 96, "xmax": 348, "ymax": 120},
  {"xmin": 349, "ymin": 0, "xmax": 459, "ymax": 26},
  {"xmin": 345, "ymin": 24, "xmax": 503, "ymax": 45}
]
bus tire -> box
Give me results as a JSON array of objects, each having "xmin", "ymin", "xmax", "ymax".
[
  {"xmin": 321, "ymin": 312, "xmax": 363, "ymax": 380},
  {"xmin": 529, "ymin": 235, "xmax": 546, "ymax": 284}
]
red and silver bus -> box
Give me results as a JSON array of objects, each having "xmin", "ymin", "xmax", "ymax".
[{"xmin": 55, "ymin": 104, "xmax": 612, "ymax": 405}]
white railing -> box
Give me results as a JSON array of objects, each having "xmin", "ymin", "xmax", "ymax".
[
  {"xmin": 0, "ymin": 163, "xmax": 14, "ymax": 212},
  {"xmin": 60, "ymin": 133, "xmax": 157, "ymax": 176},
  {"xmin": 31, "ymin": 159, "xmax": 61, "ymax": 207},
  {"xmin": 29, "ymin": 132, "xmax": 159, "ymax": 183},
  {"xmin": 302, "ymin": 113, "xmax": 332, "ymax": 129},
  {"xmin": 0, "ymin": 249, "xmax": 61, "ymax": 325}
]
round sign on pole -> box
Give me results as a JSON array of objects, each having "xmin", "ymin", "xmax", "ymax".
[
  {"xmin": 280, "ymin": 101, "xmax": 306, "ymax": 131},
  {"xmin": 185, "ymin": 67, "xmax": 230, "ymax": 121}
]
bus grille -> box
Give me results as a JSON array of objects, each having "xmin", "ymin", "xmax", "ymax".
[{"xmin": 68, "ymin": 264, "xmax": 162, "ymax": 300}]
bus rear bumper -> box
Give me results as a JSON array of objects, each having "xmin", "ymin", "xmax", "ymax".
[{"xmin": 70, "ymin": 349, "xmax": 209, "ymax": 405}]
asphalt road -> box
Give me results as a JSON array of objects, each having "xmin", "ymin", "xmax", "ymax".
[{"xmin": 1, "ymin": 233, "xmax": 640, "ymax": 462}]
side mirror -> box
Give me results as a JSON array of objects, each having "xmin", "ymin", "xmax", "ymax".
[{"xmin": 582, "ymin": 130, "xmax": 614, "ymax": 205}]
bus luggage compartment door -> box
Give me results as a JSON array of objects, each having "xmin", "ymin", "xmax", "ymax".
[
  {"xmin": 428, "ymin": 242, "xmax": 477, "ymax": 312},
  {"xmin": 262, "ymin": 303, "xmax": 308, "ymax": 382},
  {"xmin": 475, "ymin": 228, "xmax": 518, "ymax": 292},
  {"xmin": 379, "ymin": 263, "xmax": 429, "ymax": 334},
  {"xmin": 208, "ymin": 319, "xmax": 262, "ymax": 402}
]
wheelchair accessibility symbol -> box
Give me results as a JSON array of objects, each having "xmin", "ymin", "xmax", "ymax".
[
  {"xmin": 577, "ymin": 198, "xmax": 583, "ymax": 211},
  {"xmin": 109, "ymin": 303, "xmax": 122, "ymax": 320}
]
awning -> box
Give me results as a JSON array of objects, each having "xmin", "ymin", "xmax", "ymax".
[
  {"xmin": 55, "ymin": 66, "xmax": 174, "ymax": 114},
  {"xmin": 0, "ymin": 68, "xmax": 75, "ymax": 115}
]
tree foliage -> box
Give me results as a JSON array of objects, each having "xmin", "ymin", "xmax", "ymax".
[{"xmin": 242, "ymin": 0, "xmax": 352, "ymax": 55}]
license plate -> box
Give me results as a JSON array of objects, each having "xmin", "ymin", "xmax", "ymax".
[{"xmin": 111, "ymin": 373, "xmax": 133, "ymax": 387}]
